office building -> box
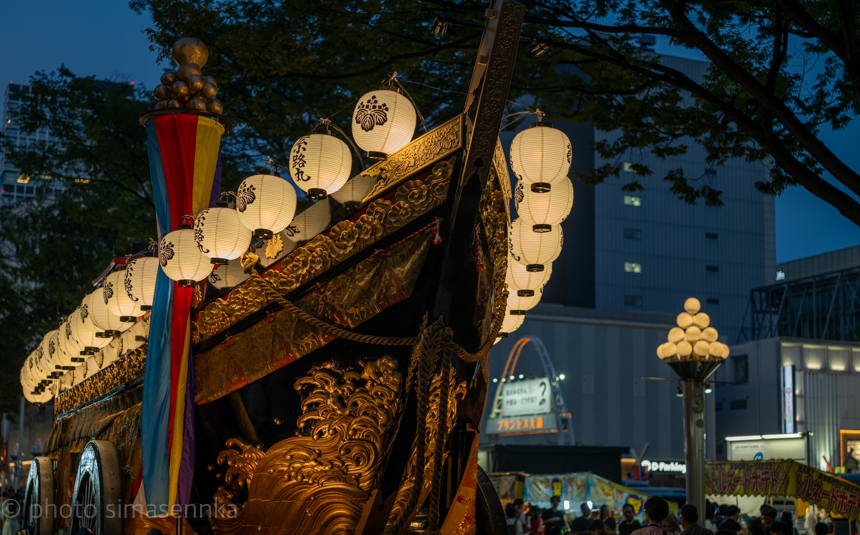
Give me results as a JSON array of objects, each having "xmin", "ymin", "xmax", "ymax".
[{"xmin": 717, "ymin": 244, "xmax": 860, "ymax": 469}]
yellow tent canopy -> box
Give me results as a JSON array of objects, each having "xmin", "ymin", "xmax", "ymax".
[{"xmin": 706, "ymin": 461, "xmax": 860, "ymax": 522}]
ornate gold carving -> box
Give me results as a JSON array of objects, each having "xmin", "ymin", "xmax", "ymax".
[
  {"xmin": 211, "ymin": 356, "xmax": 403, "ymax": 535},
  {"xmin": 480, "ymin": 168, "xmax": 510, "ymax": 267},
  {"xmin": 361, "ymin": 115, "xmax": 462, "ymax": 202},
  {"xmin": 54, "ymin": 348, "xmax": 146, "ymax": 416},
  {"xmin": 193, "ymin": 160, "xmax": 454, "ymax": 345},
  {"xmin": 191, "ymin": 281, "xmax": 270, "ymax": 344},
  {"xmin": 493, "ymin": 138, "xmax": 512, "ymax": 213},
  {"xmin": 265, "ymin": 234, "xmax": 284, "ymax": 259},
  {"xmin": 386, "ymin": 363, "xmax": 467, "ymax": 529}
]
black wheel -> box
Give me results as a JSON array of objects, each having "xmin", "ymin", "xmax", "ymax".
[
  {"xmin": 474, "ymin": 464, "xmax": 508, "ymax": 534},
  {"xmin": 69, "ymin": 441, "xmax": 122, "ymax": 535},
  {"xmin": 22, "ymin": 456, "xmax": 54, "ymax": 535}
]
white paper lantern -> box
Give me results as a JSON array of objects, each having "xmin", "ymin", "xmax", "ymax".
[
  {"xmin": 331, "ymin": 174, "xmax": 376, "ymax": 208},
  {"xmin": 506, "ymin": 256, "xmax": 552, "ymax": 296},
  {"xmin": 208, "ymin": 260, "xmax": 250, "ymax": 291},
  {"xmin": 125, "ymin": 256, "xmax": 159, "ymax": 311},
  {"xmin": 103, "ymin": 271, "xmax": 141, "ymax": 322},
  {"xmin": 352, "ymin": 88, "xmax": 416, "ymax": 158},
  {"xmin": 506, "ymin": 286, "xmax": 542, "ymax": 313},
  {"xmin": 90, "ymin": 287, "xmax": 134, "ymax": 337},
  {"xmin": 509, "ymin": 218, "xmax": 563, "ymax": 272},
  {"xmin": 120, "ymin": 321, "xmax": 148, "ymax": 356},
  {"xmin": 235, "ymin": 173, "xmax": 298, "ymax": 240},
  {"xmin": 51, "ymin": 327, "xmax": 76, "ymax": 368},
  {"xmin": 59, "ymin": 318, "xmax": 86, "ymax": 361},
  {"xmin": 194, "ymin": 205, "xmax": 253, "ymax": 264},
  {"xmin": 516, "ymin": 176, "xmax": 574, "ymax": 231},
  {"xmin": 159, "ymin": 227, "xmax": 214, "ymax": 286},
  {"xmin": 70, "ymin": 303, "xmax": 111, "ymax": 354},
  {"xmin": 20, "ymin": 365, "xmax": 36, "ymax": 394},
  {"xmin": 289, "ymin": 133, "xmax": 353, "ymax": 200},
  {"xmin": 509, "ymin": 122, "xmax": 572, "ymax": 188},
  {"xmin": 40, "ymin": 330, "xmax": 67, "ymax": 373},
  {"xmin": 23, "ymin": 352, "xmax": 43, "ymax": 388},
  {"xmin": 500, "ymin": 312, "xmax": 525, "ymax": 336},
  {"xmin": 284, "ymin": 204, "xmax": 331, "ymax": 243}
]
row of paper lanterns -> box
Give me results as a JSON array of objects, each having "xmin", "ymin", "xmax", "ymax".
[
  {"xmin": 20, "ymin": 256, "xmax": 160, "ymax": 402},
  {"xmin": 21, "ymin": 86, "xmax": 417, "ymax": 400},
  {"xmin": 499, "ymin": 122, "xmax": 574, "ymax": 340}
]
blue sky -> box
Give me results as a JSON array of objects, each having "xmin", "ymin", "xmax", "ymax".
[{"xmin": 2, "ymin": 1, "xmax": 859, "ymax": 263}]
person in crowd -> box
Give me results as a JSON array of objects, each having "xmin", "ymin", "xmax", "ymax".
[
  {"xmin": 542, "ymin": 497, "xmax": 568, "ymax": 535},
  {"xmin": 631, "ymin": 496, "xmax": 670, "ymax": 535},
  {"xmin": 768, "ymin": 521, "xmax": 790, "ymax": 535},
  {"xmin": 514, "ymin": 499, "xmax": 529, "ymax": 534},
  {"xmin": 662, "ymin": 515, "xmax": 680, "ymax": 535},
  {"xmin": 718, "ymin": 506, "xmax": 743, "ymax": 534},
  {"xmin": 705, "ymin": 506, "xmax": 718, "ymax": 533},
  {"xmin": 601, "ymin": 505, "xmax": 612, "ymax": 521},
  {"xmin": 508, "ymin": 503, "xmax": 525, "ymax": 535},
  {"xmin": 818, "ymin": 509, "xmax": 835, "ymax": 535},
  {"xmin": 592, "ymin": 519, "xmax": 606, "ymax": 535},
  {"xmin": 569, "ymin": 503, "xmax": 594, "ymax": 534},
  {"xmin": 680, "ymin": 504, "xmax": 714, "ymax": 535},
  {"xmin": 619, "ymin": 503, "xmax": 643, "ymax": 535},
  {"xmin": 761, "ymin": 505, "xmax": 778, "ymax": 534},
  {"xmin": 780, "ymin": 512, "xmax": 797, "ymax": 535},
  {"xmin": 605, "ymin": 517, "xmax": 617, "ymax": 535},
  {"xmin": 748, "ymin": 517, "xmax": 764, "ymax": 535},
  {"xmin": 814, "ymin": 522, "xmax": 829, "ymax": 535},
  {"xmin": 1, "ymin": 505, "xmax": 18, "ymax": 535},
  {"xmin": 529, "ymin": 506, "xmax": 544, "ymax": 535}
]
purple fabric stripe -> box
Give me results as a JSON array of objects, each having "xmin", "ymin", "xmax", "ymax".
[
  {"xmin": 177, "ymin": 348, "xmax": 196, "ymax": 509},
  {"xmin": 208, "ymin": 147, "xmax": 223, "ymax": 208}
]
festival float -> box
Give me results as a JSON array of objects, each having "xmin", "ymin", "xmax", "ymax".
[{"xmin": 18, "ymin": 2, "xmax": 577, "ymax": 534}]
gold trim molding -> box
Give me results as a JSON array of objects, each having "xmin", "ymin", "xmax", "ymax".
[{"xmin": 361, "ymin": 115, "xmax": 462, "ymax": 202}]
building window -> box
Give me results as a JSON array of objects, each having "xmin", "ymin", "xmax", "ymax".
[
  {"xmin": 706, "ymin": 232, "xmax": 718, "ymax": 239},
  {"xmin": 733, "ymin": 355, "xmax": 748, "ymax": 384},
  {"xmin": 624, "ymin": 262, "xmax": 642, "ymax": 273},
  {"xmin": 624, "ymin": 295, "xmax": 642, "ymax": 307},
  {"xmin": 730, "ymin": 399, "xmax": 747, "ymax": 410},
  {"xmin": 715, "ymin": 401, "xmax": 723, "ymax": 412},
  {"xmin": 707, "ymin": 298, "xmax": 720, "ymax": 305},
  {"xmin": 624, "ymin": 228, "xmax": 642, "ymax": 240},
  {"xmin": 706, "ymin": 265, "xmax": 719, "ymax": 272},
  {"xmin": 776, "ymin": 271, "xmax": 786, "ymax": 281},
  {"xmin": 623, "ymin": 195, "xmax": 641, "ymax": 207}
]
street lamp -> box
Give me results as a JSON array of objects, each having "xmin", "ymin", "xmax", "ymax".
[{"xmin": 656, "ymin": 298, "xmax": 730, "ymax": 526}]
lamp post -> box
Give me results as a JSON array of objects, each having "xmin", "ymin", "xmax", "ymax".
[{"xmin": 656, "ymin": 298, "xmax": 730, "ymax": 525}]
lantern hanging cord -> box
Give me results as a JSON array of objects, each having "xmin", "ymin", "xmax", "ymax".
[
  {"xmin": 499, "ymin": 108, "xmax": 545, "ymax": 131},
  {"xmin": 219, "ymin": 191, "xmax": 237, "ymax": 202},
  {"xmin": 316, "ymin": 118, "xmax": 366, "ymax": 170},
  {"xmin": 385, "ymin": 72, "xmax": 429, "ymax": 133}
]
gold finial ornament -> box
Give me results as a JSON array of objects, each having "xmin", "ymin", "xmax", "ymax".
[
  {"xmin": 153, "ymin": 38, "xmax": 222, "ymax": 113},
  {"xmin": 172, "ymin": 37, "xmax": 209, "ymax": 68}
]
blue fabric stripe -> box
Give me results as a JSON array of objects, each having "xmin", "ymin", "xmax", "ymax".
[
  {"xmin": 142, "ymin": 118, "xmax": 175, "ymax": 509},
  {"xmin": 145, "ymin": 120, "xmax": 172, "ymax": 239}
]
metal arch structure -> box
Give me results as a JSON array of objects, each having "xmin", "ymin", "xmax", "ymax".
[{"xmin": 489, "ymin": 336, "xmax": 575, "ymax": 445}]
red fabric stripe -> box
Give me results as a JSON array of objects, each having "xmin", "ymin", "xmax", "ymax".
[
  {"xmin": 153, "ymin": 114, "xmax": 198, "ymax": 457},
  {"xmin": 153, "ymin": 115, "xmax": 198, "ymax": 229},
  {"xmin": 167, "ymin": 285, "xmax": 193, "ymax": 454}
]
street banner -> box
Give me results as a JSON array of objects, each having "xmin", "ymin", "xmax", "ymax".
[{"xmin": 706, "ymin": 461, "xmax": 860, "ymax": 522}]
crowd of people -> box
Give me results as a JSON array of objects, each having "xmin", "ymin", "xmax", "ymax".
[{"xmin": 505, "ymin": 496, "xmax": 838, "ymax": 535}]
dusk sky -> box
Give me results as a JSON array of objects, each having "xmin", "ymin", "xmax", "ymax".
[{"xmin": 3, "ymin": 0, "xmax": 860, "ymax": 264}]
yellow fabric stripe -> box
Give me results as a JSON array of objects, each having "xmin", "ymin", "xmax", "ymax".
[
  {"xmin": 167, "ymin": 320, "xmax": 191, "ymax": 509},
  {"xmin": 191, "ymin": 116, "xmax": 226, "ymax": 215}
]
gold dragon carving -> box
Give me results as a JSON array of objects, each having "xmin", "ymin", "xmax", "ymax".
[
  {"xmin": 211, "ymin": 356, "xmax": 404, "ymax": 535},
  {"xmin": 193, "ymin": 160, "xmax": 454, "ymax": 345}
]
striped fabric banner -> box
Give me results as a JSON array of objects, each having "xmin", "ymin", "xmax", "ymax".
[{"xmin": 142, "ymin": 113, "xmax": 225, "ymax": 513}]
